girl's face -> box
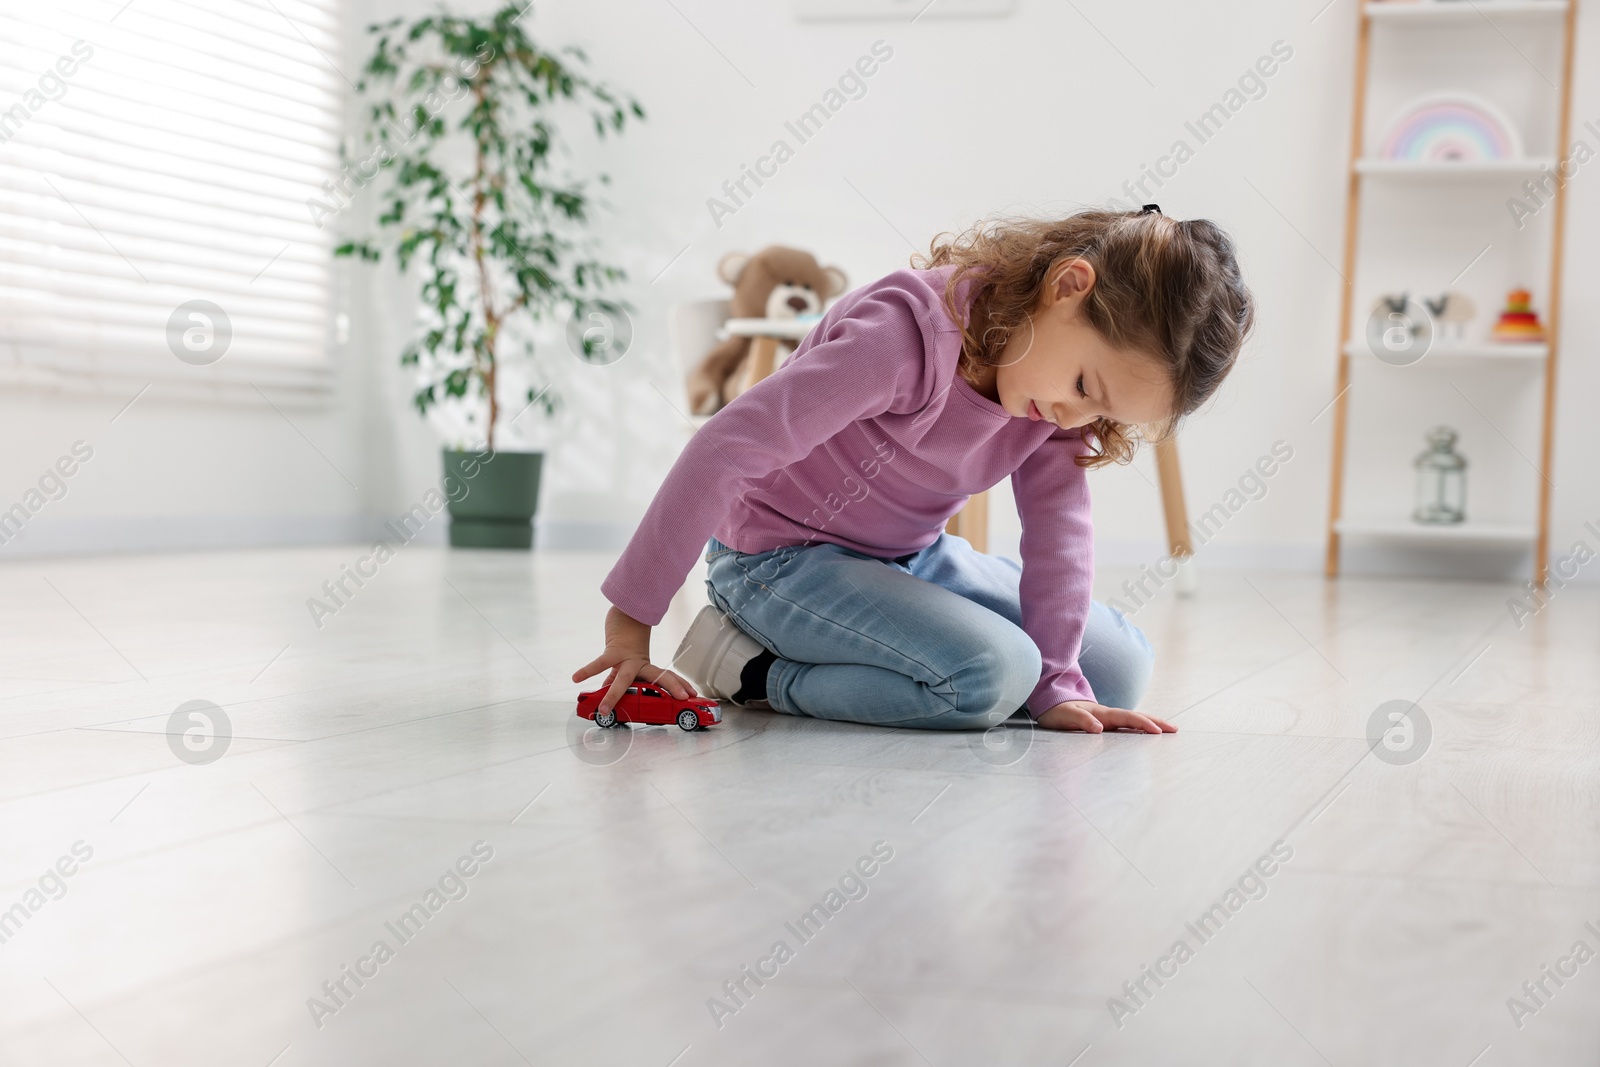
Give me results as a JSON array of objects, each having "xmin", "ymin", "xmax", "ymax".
[{"xmin": 990, "ymin": 259, "xmax": 1175, "ymax": 431}]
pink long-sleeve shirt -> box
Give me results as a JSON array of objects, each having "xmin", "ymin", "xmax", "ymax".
[{"xmin": 601, "ymin": 264, "xmax": 1098, "ymax": 716}]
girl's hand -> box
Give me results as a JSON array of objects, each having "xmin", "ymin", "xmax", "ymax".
[
  {"xmin": 571, "ymin": 605, "xmax": 699, "ymax": 716},
  {"xmin": 1036, "ymin": 700, "xmax": 1176, "ymax": 734}
]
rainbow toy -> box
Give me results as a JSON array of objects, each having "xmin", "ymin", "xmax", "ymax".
[
  {"xmin": 1377, "ymin": 93, "xmax": 1523, "ymax": 163},
  {"xmin": 1491, "ymin": 289, "xmax": 1545, "ymax": 343}
]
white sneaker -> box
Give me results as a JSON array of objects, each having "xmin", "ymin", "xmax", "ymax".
[{"xmin": 674, "ymin": 605, "xmax": 767, "ymax": 705}]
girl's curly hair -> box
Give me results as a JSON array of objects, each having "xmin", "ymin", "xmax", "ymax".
[{"xmin": 913, "ymin": 208, "xmax": 1255, "ymax": 468}]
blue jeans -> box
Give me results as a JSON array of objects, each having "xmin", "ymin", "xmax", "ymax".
[{"xmin": 702, "ymin": 534, "xmax": 1154, "ymax": 730}]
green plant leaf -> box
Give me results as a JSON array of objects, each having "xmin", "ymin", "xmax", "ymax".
[{"xmin": 339, "ymin": 1, "xmax": 644, "ymax": 450}]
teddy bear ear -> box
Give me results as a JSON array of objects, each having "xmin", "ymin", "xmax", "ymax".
[
  {"xmin": 717, "ymin": 252, "xmax": 751, "ymax": 286},
  {"xmin": 822, "ymin": 266, "xmax": 848, "ymax": 299}
]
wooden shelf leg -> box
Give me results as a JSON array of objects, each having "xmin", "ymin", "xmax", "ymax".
[
  {"xmin": 1324, "ymin": 11, "xmax": 1372, "ymax": 581},
  {"xmin": 1154, "ymin": 435, "xmax": 1198, "ymax": 596},
  {"xmin": 1535, "ymin": 0, "xmax": 1580, "ymax": 586},
  {"xmin": 1154, "ymin": 435, "xmax": 1192, "ymax": 559}
]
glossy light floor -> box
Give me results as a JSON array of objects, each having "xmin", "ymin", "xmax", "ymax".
[{"xmin": 1, "ymin": 545, "xmax": 1596, "ymax": 1066}]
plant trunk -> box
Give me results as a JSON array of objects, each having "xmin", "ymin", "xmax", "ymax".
[{"xmin": 470, "ymin": 80, "xmax": 499, "ymax": 453}]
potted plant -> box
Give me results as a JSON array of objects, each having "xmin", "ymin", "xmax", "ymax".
[{"xmin": 336, "ymin": 2, "xmax": 644, "ymax": 548}]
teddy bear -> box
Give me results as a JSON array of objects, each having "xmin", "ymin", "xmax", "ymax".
[{"xmin": 686, "ymin": 246, "xmax": 848, "ymax": 416}]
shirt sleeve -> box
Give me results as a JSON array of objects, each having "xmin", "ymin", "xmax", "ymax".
[
  {"xmin": 600, "ymin": 283, "xmax": 938, "ymax": 626},
  {"xmin": 1011, "ymin": 425, "xmax": 1098, "ymax": 715}
]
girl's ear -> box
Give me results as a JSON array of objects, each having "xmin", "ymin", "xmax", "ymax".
[
  {"xmin": 717, "ymin": 251, "xmax": 751, "ymax": 285},
  {"xmin": 821, "ymin": 265, "xmax": 848, "ymax": 299},
  {"xmin": 1051, "ymin": 258, "xmax": 1097, "ymax": 302}
]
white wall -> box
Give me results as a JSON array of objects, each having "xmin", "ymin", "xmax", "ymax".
[
  {"xmin": 481, "ymin": 0, "xmax": 1599, "ymax": 580},
  {"xmin": 6, "ymin": 0, "xmax": 1597, "ymax": 582}
]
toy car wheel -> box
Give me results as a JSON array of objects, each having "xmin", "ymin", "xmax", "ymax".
[
  {"xmin": 677, "ymin": 709, "xmax": 700, "ymax": 731},
  {"xmin": 594, "ymin": 708, "xmax": 617, "ymax": 728}
]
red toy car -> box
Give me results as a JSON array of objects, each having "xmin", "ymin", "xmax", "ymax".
[{"xmin": 576, "ymin": 681, "xmax": 722, "ymax": 731}]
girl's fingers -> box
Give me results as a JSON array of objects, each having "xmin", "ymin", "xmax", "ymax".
[
  {"xmin": 571, "ymin": 653, "xmax": 616, "ymax": 683},
  {"xmin": 1022, "ymin": 702, "xmax": 1173, "ymax": 735},
  {"xmin": 1067, "ymin": 707, "xmax": 1103, "ymax": 733},
  {"xmin": 600, "ymin": 668, "xmax": 637, "ymax": 715},
  {"xmin": 1098, "ymin": 707, "xmax": 1176, "ymax": 734},
  {"xmin": 636, "ymin": 662, "xmax": 679, "ymax": 698},
  {"xmin": 1128, "ymin": 712, "xmax": 1175, "ymax": 733},
  {"xmin": 636, "ymin": 665, "xmax": 698, "ymax": 701},
  {"xmin": 1108, "ymin": 710, "xmax": 1157, "ymax": 733},
  {"xmin": 593, "ymin": 660, "xmax": 699, "ymax": 713},
  {"xmin": 1037, "ymin": 702, "xmax": 1101, "ymax": 732},
  {"xmin": 667, "ymin": 670, "xmax": 697, "ymax": 699}
]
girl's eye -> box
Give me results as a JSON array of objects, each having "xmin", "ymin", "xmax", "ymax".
[{"xmin": 1075, "ymin": 374, "xmax": 1087, "ymax": 398}]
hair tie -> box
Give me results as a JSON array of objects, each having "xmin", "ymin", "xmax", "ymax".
[{"xmin": 1140, "ymin": 204, "xmax": 1162, "ymax": 215}]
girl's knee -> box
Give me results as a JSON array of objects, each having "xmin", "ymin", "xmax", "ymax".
[
  {"xmin": 1085, "ymin": 605, "xmax": 1155, "ymax": 710},
  {"xmin": 951, "ymin": 628, "xmax": 1040, "ymax": 726}
]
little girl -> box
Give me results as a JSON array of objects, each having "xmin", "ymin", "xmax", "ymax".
[{"xmin": 572, "ymin": 207, "xmax": 1254, "ymax": 733}]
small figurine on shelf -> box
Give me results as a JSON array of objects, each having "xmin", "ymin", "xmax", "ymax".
[
  {"xmin": 1366, "ymin": 291, "xmax": 1433, "ymax": 365},
  {"xmin": 1413, "ymin": 426, "xmax": 1467, "ymax": 525},
  {"xmin": 1490, "ymin": 288, "xmax": 1545, "ymax": 343},
  {"xmin": 1423, "ymin": 291, "xmax": 1476, "ymax": 344}
]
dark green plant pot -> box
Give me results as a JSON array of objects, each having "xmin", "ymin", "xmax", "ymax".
[{"xmin": 442, "ymin": 449, "xmax": 543, "ymax": 549}]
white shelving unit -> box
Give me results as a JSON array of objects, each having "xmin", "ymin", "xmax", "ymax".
[
  {"xmin": 1342, "ymin": 341, "xmax": 1549, "ymax": 363},
  {"xmin": 1335, "ymin": 517, "xmax": 1538, "ymax": 544},
  {"xmin": 1354, "ymin": 158, "xmax": 1556, "ymax": 178},
  {"xmin": 1323, "ymin": 0, "xmax": 1579, "ymax": 582},
  {"xmin": 1365, "ymin": 0, "xmax": 1568, "ymax": 23}
]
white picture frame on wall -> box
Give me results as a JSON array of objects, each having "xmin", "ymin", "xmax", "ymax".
[{"xmin": 794, "ymin": 0, "xmax": 1015, "ymax": 21}]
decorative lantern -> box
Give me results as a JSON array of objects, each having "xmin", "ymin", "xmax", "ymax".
[{"xmin": 1413, "ymin": 426, "xmax": 1467, "ymax": 524}]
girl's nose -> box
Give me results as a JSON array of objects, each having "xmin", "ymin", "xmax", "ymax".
[{"xmin": 1056, "ymin": 405, "xmax": 1096, "ymax": 430}]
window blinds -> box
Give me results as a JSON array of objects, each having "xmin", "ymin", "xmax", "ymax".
[{"xmin": 0, "ymin": 0, "xmax": 342, "ymax": 394}]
